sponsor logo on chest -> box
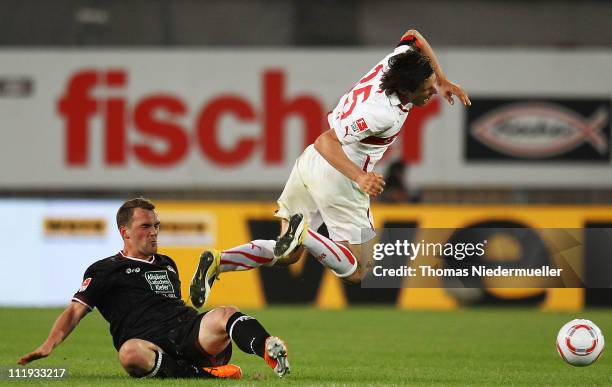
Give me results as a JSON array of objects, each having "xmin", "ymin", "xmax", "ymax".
[{"xmin": 144, "ymin": 270, "xmax": 175, "ymax": 294}]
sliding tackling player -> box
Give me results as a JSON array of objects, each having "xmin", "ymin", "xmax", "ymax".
[{"xmin": 19, "ymin": 198, "xmax": 290, "ymax": 379}]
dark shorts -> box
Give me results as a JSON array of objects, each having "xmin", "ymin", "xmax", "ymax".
[{"xmin": 142, "ymin": 312, "xmax": 232, "ymax": 368}]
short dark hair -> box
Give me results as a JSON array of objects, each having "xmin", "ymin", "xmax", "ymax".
[
  {"xmin": 116, "ymin": 197, "xmax": 156, "ymax": 228},
  {"xmin": 380, "ymin": 50, "xmax": 434, "ymax": 95}
]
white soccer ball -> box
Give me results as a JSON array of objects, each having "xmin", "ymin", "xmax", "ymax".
[{"xmin": 556, "ymin": 319, "xmax": 605, "ymax": 366}]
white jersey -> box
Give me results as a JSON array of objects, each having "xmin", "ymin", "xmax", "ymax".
[{"xmin": 327, "ymin": 44, "xmax": 414, "ymax": 172}]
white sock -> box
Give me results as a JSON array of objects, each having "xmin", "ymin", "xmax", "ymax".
[
  {"xmin": 219, "ymin": 240, "xmax": 276, "ymax": 272},
  {"xmin": 303, "ymin": 228, "xmax": 358, "ymax": 277}
]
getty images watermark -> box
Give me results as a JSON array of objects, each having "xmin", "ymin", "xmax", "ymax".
[
  {"xmin": 372, "ymin": 238, "xmax": 562, "ymax": 278},
  {"xmin": 361, "ymin": 228, "xmax": 612, "ymax": 289}
]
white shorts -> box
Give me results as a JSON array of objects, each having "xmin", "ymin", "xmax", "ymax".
[{"xmin": 276, "ymin": 145, "xmax": 376, "ymax": 244}]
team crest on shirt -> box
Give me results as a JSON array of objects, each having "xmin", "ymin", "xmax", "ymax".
[
  {"xmin": 78, "ymin": 278, "xmax": 91, "ymax": 292},
  {"xmin": 166, "ymin": 265, "xmax": 176, "ymax": 274},
  {"xmin": 350, "ymin": 118, "xmax": 369, "ymax": 133}
]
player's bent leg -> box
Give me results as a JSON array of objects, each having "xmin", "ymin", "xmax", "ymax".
[
  {"xmin": 301, "ymin": 227, "xmax": 359, "ymax": 278},
  {"xmin": 198, "ymin": 306, "xmax": 237, "ymax": 356},
  {"xmin": 274, "ymin": 246, "xmax": 307, "ymax": 266},
  {"xmin": 119, "ymin": 338, "xmax": 223, "ymax": 379},
  {"xmin": 273, "ymin": 217, "xmax": 307, "ymax": 266},
  {"xmin": 190, "ymin": 218, "xmax": 305, "ymax": 307},
  {"xmin": 203, "ymin": 221, "xmax": 306, "ymax": 273},
  {"xmin": 220, "ymin": 240, "xmax": 276, "ymax": 271},
  {"xmin": 192, "ymin": 240, "xmax": 280, "ymax": 307},
  {"xmin": 118, "ymin": 339, "xmax": 159, "ymax": 377},
  {"xmin": 202, "ymin": 306, "xmax": 290, "ymax": 377},
  {"xmin": 273, "ymin": 215, "xmax": 362, "ymax": 278},
  {"xmin": 338, "ymin": 238, "xmax": 376, "ymax": 285},
  {"xmin": 274, "ymin": 213, "xmax": 308, "ymax": 260}
]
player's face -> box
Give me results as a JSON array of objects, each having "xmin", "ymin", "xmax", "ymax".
[
  {"xmin": 411, "ymin": 74, "xmax": 438, "ymax": 106},
  {"xmin": 123, "ymin": 208, "xmax": 160, "ymax": 257}
]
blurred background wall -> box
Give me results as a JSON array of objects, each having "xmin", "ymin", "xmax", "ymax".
[{"xmin": 1, "ymin": 0, "xmax": 612, "ymax": 48}]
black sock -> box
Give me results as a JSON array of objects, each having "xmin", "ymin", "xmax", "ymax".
[
  {"xmin": 226, "ymin": 312, "xmax": 270, "ymax": 358},
  {"xmin": 143, "ymin": 350, "xmax": 213, "ymax": 379}
]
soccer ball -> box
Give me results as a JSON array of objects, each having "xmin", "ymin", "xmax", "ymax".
[{"xmin": 556, "ymin": 319, "xmax": 605, "ymax": 366}]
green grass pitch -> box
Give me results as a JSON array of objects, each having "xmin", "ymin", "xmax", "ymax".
[{"xmin": 2, "ymin": 307, "xmax": 611, "ymax": 386}]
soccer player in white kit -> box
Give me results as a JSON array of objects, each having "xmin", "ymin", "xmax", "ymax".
[{"xmin": 190, "ymin": 29, "xmax": 471, "ymax": 306}]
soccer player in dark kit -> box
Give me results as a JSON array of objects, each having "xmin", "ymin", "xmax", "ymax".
[{"xmin": 18, "ymin": 198, "xmax": 289, "ymax": 379}]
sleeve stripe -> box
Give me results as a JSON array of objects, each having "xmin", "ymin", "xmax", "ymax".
[{"xmin": 71, "ymin": 297, "xmax": 93, "ymax": 311}]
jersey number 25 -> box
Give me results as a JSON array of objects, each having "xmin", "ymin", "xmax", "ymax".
[{"xmin": 340, "ymin": 64, "xmax": 384, "ymax": 120}]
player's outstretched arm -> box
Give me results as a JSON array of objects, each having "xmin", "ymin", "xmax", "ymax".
[
  {"xmin": 403, "ymin": 29, "xmax": 471, "ymax": 106},
  {"xmin": 17, "ymin": 302, "xmax": 90, "ymax": 365},
  {"xmin": 314, "ymin": 129, "xmax": 385, "ymax": 196}
]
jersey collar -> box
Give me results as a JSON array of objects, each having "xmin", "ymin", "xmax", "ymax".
[
  {"xmin": 388, "ymin": 92, "xmax": 413, "ymax": 110},
  {"xmin": 119, "ymin": 250, "xmax": 156, "ymax": 264}
]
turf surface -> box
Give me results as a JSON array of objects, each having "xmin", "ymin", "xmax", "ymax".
[{"xmin": 2, "ymin": 307, "xmax": 612, "ymax": 385}]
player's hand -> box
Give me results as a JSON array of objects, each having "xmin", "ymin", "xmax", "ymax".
[
  {"xmin": 357, "ymin": 172, "xmax": 385, "ymax": 196},
  {"xmin": 17, "ymin": 345, "xmax": 52, "ymax": 365},
  {"xmin": 437, "ymin": 78, "xmax": 471, "ymax": 107}
]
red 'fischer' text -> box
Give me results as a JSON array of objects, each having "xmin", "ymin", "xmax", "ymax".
[{"xmin": 58, "ymin": 69, "xmax": 439, "ymax": 167}]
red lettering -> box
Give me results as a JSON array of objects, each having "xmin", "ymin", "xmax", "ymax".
[
  {"xmin": 263, "ymin": 70, "xmax": 323, "ymax": 163},
  {"xmin": 196, "ymin": 96, "xmax": 256, "ymax": 166},
  {"xmin": 402, "ymin": 98, "xmax": 441, "ymax": 162},
  {"xmin": 57, "ymin": 70, "xmax": 100, "ymax": 165},
  {"xmin": 104, "ymin": 71, "xmax": 127, "ymax": 165},
  {"xmin": 104, "ymin": 98, "xmax": 126, "ymax": 165},
  {"xmin": 133, "ymin": 95, "xmax": 188, "ymax": 166}
]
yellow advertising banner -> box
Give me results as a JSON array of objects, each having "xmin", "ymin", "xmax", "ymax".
[{"xmin": 155, "ymin": 202, "xmax": 612, "ymax": 311}]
